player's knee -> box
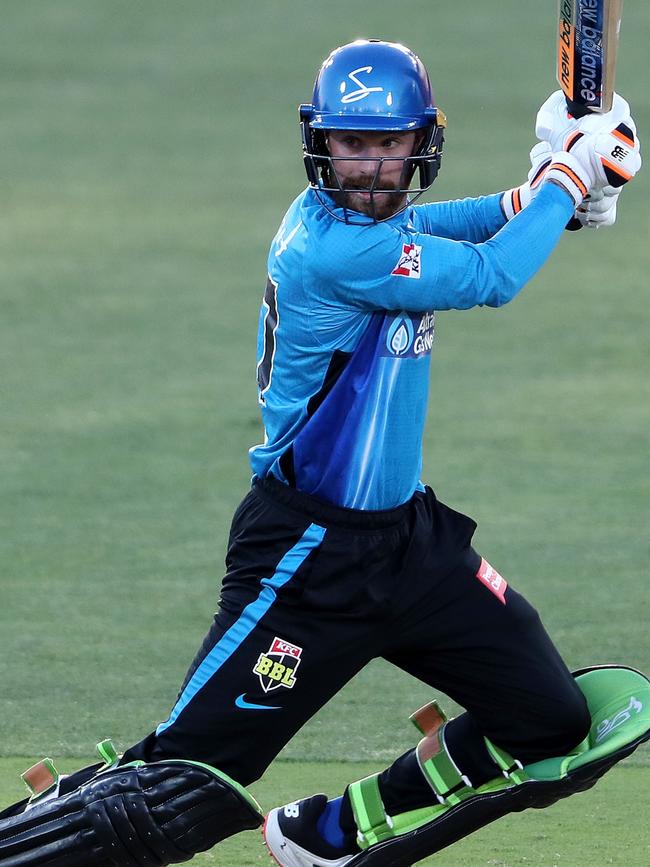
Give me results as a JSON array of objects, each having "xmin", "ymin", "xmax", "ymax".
[
  {"xmin": 521, "ymin": 678, "xmax": 590, "ymax": 762},
  {"xmin": 561, "ymin": 681, "xmax": 591, "ymax": 755},
  {"xmin": 554, "ymin": 684, "xmax": 591, "ymax": 753},
  {"xmin": 504, "ymin": 597, "xmax": 591, "ymax": 755},
  {"xmin": 535, "ymin": 679, "xmax": 589, "ymax": 758}
]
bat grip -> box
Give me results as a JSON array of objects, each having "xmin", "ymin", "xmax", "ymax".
[{"xmin": 564, "ymin": 98, "xmax": 594, "ymax": 120}]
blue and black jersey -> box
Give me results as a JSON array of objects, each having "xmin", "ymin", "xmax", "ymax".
[{"xmin": 249, "ymin": 184, "xmax": 573, "ymax": 510}]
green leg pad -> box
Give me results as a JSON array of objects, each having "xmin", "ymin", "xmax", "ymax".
[{"xmin": 347, "ymin": 665, "xmax": 650, "ymax": 866}]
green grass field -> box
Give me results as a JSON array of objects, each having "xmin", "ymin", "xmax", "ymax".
[{"xmin": 1, "ymin": 1, "xmax": 648, "ymax": 863}]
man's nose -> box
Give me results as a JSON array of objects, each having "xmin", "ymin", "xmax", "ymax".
[{"xmin": 357, "ymin": 149, "xmax": 384, "ymax": 175}]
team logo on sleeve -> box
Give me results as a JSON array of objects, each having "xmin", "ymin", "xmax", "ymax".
[
  {"xmin": 392, "ymin": 243, "xmax": 422, "ymax": 279},
  {"xmin": 253, "ymin": 637, "xmax": 303, "ymax": 693}
]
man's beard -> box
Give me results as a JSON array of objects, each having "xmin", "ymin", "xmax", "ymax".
[{"xmin": 329, "ymin": 175, "xmax": 408, "ymax": 220}]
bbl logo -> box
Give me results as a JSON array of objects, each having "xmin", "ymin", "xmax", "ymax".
[{"xmin": 253, "ymin": 637, "xmax": 303, "ymax": 693}]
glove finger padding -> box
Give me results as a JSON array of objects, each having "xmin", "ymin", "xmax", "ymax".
[{"xmin": 576, "ymin": 187, "xmax": 621, "ymax": 228}]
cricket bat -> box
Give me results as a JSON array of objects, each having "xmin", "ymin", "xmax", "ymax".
[
  {"xmin": 556, "ymin": 0, "xmax": 624, "ymax": 227},
  {"xmin": 557, "ymin": 0, "xmax": 624, "ymax": 118}
]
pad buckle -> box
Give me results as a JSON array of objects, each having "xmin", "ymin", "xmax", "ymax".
[
  {"xmin": 500, "ymin": 757, "xmax": 524, "ymax": 781},
  {"xmin": 432, "ymin": 772, "xmax": 474, "ymax": 807},
  {"xmin": 484, "ymin": 738, "xmax": 527, "ymax": 786},
  {"xmin": 409, "ymin": 701, "xmax": 447, "ymax": 737},
  {"xmin": 21, "ymin": 758, "xmax": 59, "ymax": 801},
  {"xmin": 417, "ymin": 724, "xmax": 476, "ymax": 807},
  {"xmin": 96, "ymin": 738, "xmax": 119, "ymax": 768}
]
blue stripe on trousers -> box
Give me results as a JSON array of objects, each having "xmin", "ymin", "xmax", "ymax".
[{"xmin": 156, "ymin": 521, "xmax": 326, "ymax": 735}]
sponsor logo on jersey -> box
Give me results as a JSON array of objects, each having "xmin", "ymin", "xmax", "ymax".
[
  {"xmin": 253, "ymin": 636, "xmax": 303, "ymax": 693},
  {"xmin": 476, "ymin": 558, "xmax": 508, "ymax": 605},
  {"xmin": 386, "ymin": 314, "xmax": 415, "ymax": 356},
  {"xmin": 392, "ymin": 243, "xmax": 422, "ymax": 279},
  {"xmin": 382, "ymin": 311, "xmax": 435, "ymax": 358}
]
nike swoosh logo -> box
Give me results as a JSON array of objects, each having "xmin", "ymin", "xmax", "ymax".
[{"xmin": 235, "ymin": 693, "xmax": 281, "ymax": 711}]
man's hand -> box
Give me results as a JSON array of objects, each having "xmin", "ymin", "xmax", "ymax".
[
  {"xmin": 535, "ymin": 90, "xmax": 641, "ymax": 195},
  {"xmin": 536, "ymin": 90, "xmax": 636, "ymax": 150},
  {"xmin": 540, "ymin": 125, "xmax": 641, "ymax": 209},
  {"xmin": 502, "ymin": 125, "xmax": 637, "ymax": 225},
  {"xmin": 529, "ymin": 144, "xmax": 622, "ymax": 229},
  {"xmin": 575, "ymin": 187, "xmax": 621, "ymax": 229}
]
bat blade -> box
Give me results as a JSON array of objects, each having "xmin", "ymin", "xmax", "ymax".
[{"xmin": 557, "ymin": 0, "xmax": 624, "ymax": 115}]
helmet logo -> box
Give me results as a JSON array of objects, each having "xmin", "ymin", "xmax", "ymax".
[{"xmin": 340, "ymin": 66, "xmax": 384, "ymax": 103}]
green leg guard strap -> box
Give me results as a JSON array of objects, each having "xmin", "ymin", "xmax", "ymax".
[{"xmin": 347, "ymin": 665, "xmax": 650, "ymax": 866}]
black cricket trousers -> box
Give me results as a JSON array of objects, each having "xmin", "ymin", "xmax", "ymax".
[{"xmin": 123, "ymin": 478, "xmax": 589, "ymax": 789}]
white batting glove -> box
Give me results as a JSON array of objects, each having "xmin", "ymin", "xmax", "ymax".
[
  {"xmin": 575, "ymin": 187, "xmax": 621, "ymax": 229},
  {"xmin": 544, "ymin": 127, "xmax": 641, "ymax": 208},
  {"xmin": 535, "ymin": 90, "xmax": 641, "ymax": 195},
  {"xmin": 523, "ymin": 143, "xmax": 622, "ymax": 228},
  {"xmin": 527, "ymin": 141, "xmax": 553, "ymax": 195},
  {"xmin": 535, "ymin": 90, "xmax": 636, "ymax": 150},
  {"xmin": 501, "ymin": 142, "xmax": 553, "ymax": 220},
  {"xmin": 570, "ymin": 127, "xmax": 641, "ymax": 192}
]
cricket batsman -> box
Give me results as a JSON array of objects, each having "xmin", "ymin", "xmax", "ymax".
[{"xmin": 1, "ymin": 38, "xmax": 648, "ymax": 867}]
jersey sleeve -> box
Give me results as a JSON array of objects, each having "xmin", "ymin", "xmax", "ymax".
[
  {"xmin": 308, "ymin": 182, "xmax": 574, "ymax": 313},
  {"xmin": 415, "ymin": 193, "xmax": 507, "ymax": 242}
]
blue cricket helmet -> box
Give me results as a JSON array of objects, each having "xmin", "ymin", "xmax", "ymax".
[
  {"xmin": 299, "ymin": 39, "xmax": 446, "ymax": 220},
  {"xmin": 308, "ymin": 39, "xmax": 437, "ymax": 131}
]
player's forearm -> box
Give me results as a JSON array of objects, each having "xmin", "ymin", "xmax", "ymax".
[
  {"xmin": 417, "ymin": 194, "xmax": 507, "ymax": 243},
  {"xmin": 375, "ymin": 183, "xmax": 573, "ymax": 312},
  {"xmin": 474, "ymin": 181, "xmax": 574, "ymax": 307},
  {"xmin": 314, "ymin": 184, "xmax": 574, "ymax": 314}
]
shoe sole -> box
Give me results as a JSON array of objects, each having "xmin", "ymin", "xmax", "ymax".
[{"xmin": 262, "ymin": 809, "xmax": 286, "ymax": 866}]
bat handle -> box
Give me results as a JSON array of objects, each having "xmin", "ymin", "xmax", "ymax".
[{"xmin": 564, "ymin": 98, "xmax": 594, "ymax": 120}]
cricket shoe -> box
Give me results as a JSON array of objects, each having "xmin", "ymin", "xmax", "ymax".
[{"xmin": 263, "ymin": 794, "xmax": 355, "ymax": 867}]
